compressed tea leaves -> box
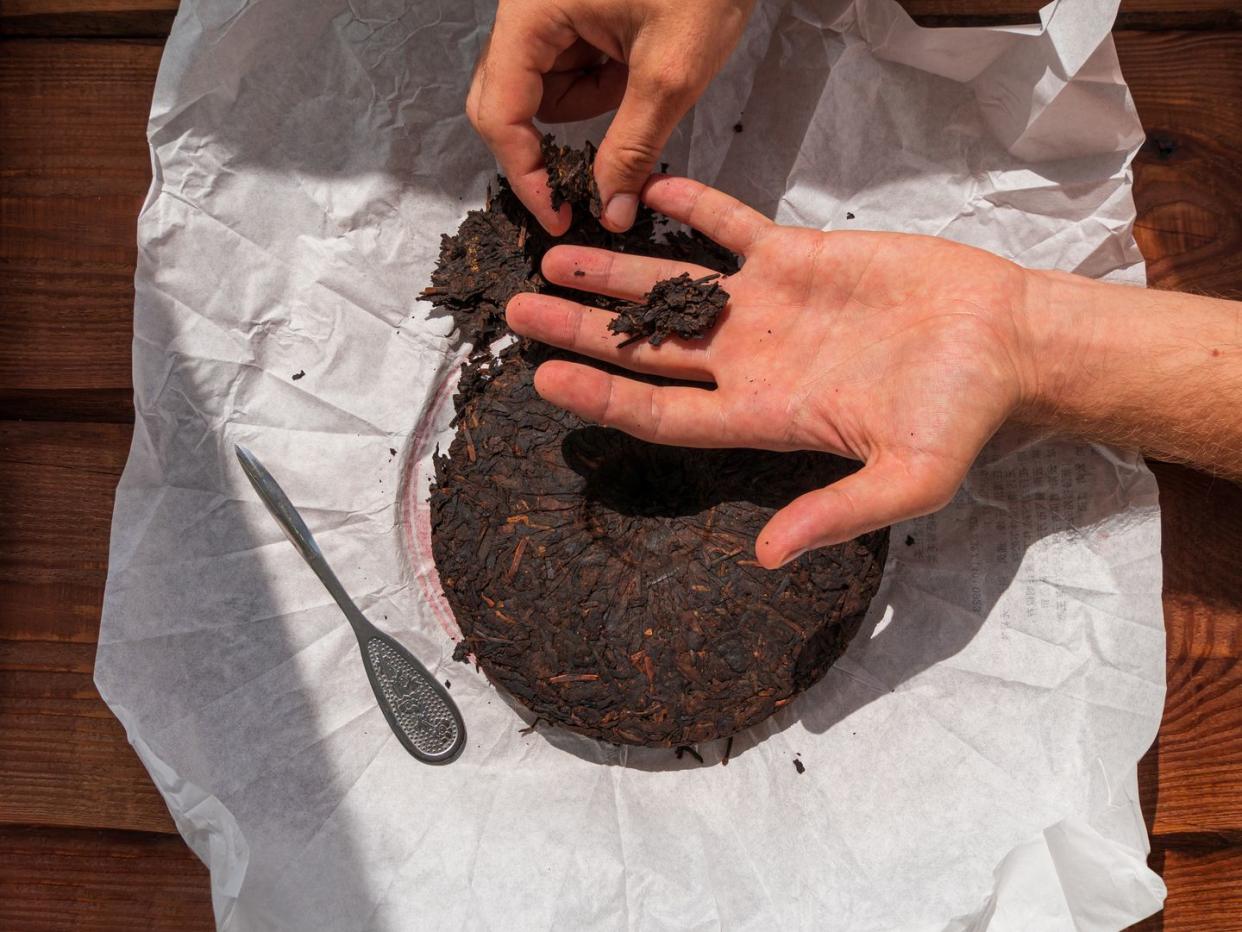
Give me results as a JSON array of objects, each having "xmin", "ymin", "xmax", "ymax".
[
  {"xmin": 427, "ymin": 140, "xmax": 889, "ymax": 747},
  {"xmin": 541, "ymin": 134, "xmax": 602, "ymax": 217},
  {"xmin": 608, "ymin": 273, "xmax": 730, "ymax": 347},
  {"xmin": 432, "ymin": 347, "xmax": 888, "ymax": 746},
  {"xmin": 420, "ymin": 187, "xmax": 534, "ymax": 347}
]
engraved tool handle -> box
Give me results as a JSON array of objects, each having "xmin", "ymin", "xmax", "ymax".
[{"xmin": 235, "ymin": 445, "xmax": 466, "ymax": 765}]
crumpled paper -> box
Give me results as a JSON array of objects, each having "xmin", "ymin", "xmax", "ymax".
[{"xmin": 96, "ymin": 0, "xmax": 1167, "ymax": 927}]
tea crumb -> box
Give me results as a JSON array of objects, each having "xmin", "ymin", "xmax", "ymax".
[
  {"xmin": 292, "ymin": 370, "xmax": 305, "ymax": 381},
  {"xmin": 609, "ymin": 273, "xmax": 729, "ymax": 347},
  {"xmin": 793, "ymin": 759, "xmax": 806, "ymax": 774}
]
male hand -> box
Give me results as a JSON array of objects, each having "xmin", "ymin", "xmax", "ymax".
[
  {"xmin": 467, "ymin": 0, "xmax": 754, "ymax": 235},
  {"xmin": 506, "ymin": 177, "xmax": 1042, "ymax": 568}
]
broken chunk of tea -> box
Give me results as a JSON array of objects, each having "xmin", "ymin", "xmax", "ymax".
[
  {"xmin": 541, "ymin": 134, "xmax": 601, "ymax": 217},
  {"xmin": 420, "ymin": 188, "xmax": 534, "ymax": 346},
  {"xmin": 609, "ymin": 273, "xmax": 729, "ymax": 347}
]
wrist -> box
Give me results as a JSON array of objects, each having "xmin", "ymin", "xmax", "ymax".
[{"xmin": 1011, "ymin": 267, "xmax": 1106, "ymax": 428}]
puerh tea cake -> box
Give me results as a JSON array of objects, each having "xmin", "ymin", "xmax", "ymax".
[{"xmin": 426, "ymin": 140, "xmax": 889, "ymax": 748}]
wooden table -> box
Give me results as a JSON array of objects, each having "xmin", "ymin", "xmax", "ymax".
[{"xmin": 1, "ymin": 1, "xmax": 1239, "ymax": 928}]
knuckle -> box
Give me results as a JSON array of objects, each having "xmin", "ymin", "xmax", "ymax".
[
  {"xmin": 646, "ymin": 391, "xmax": 665, "ymax": 438},
  {"xmin": 598, "ymin": 250, "xmax": 617, "ymax": 282},
  {"xmin": 608, "ymin": 138, "xmax": 661, "ymax": 176},
  {"xmin": 598, "ymin": 377, "xmax": 619, "ymax": 427},
  {"xmin": 717, "ymin": 200, "xmax": 749, "ymax": 242},
  {"xmin": 644, "ymin": 63, "xmax": 696, "ymax": 101},
  {"xmin": 565, "ymin": 303, "xmax": 585, "ymax": 347}
]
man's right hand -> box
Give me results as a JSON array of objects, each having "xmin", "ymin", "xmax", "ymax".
[
  {"xmin": 466, "ymin": 0, "xmax": 754, "ymax": 235},
  {"xmin": 506, "ymin": 176, "xmax": 1242, "ymax": 568}
]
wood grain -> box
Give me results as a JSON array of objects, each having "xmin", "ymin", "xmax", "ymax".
[
  {"xmin": 0, "ymin": 649, "xmax": 177, "ymax": 834},
  {"xmin": 0, "ymin": 422, "xmax": 173, "ymax": 833},
  {"xmin": 1154, "ymin": 844, "xmax": 1242, "ymax": 930},
  {"xmin": 0, "ymin": 0, "xmax": 178, "ymax": 36},
  {"xmin": 902, "ymin": 0, "xmax": 1242, "ymax": 29},
  {"xmin": 1143, "ymin": 462, "xmax": 1242, "ymax": 843},
  {"xmin": 0, "ymin": 826, "xmax": 213, "ymax": 931},
  {"xmin": 1121, "ymin": 31, "xmax": 1242, "ymax": 298},
  {"xmin": 1129, "ymin": 842, "xmax": 1242, "ymax": 931},
  {"xmin": 0, "ymin": 39, "xmax": 158, "ymax": 420}
]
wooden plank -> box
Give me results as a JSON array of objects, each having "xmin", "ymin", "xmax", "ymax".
[
  {"xmin": 1155, "ymin": 844, "xmax": 1242, "ymax": 930},
  {"xmin": 0, "ymin": 0, "xmax": 178, "ymax": 36},
  {"xmin": 901, "ymin": 0, "xmax": 1242, "ymax": 29},
  {"xmin": 1129, "ymin": 842, "xmax": 1242, "ymax": 931},
  {"xmin": 1142, "ymin": 462, "xmax": 1242, "ymax": 843},
  {"xmin": 1121, "ymin": 31, "xmax": 1242, "ymax": 298},
  {"xmin": 0, "ymin": 648, "xmax": 177, "ymax": 834},
  {"xmin": 0, "ymin": 39, "xmax": 158, "ymax": 421},
  {"xmin": 0, "ymin": 389, "xmax": 135, "ymax": 423},
  {"xmin": 0, "ymin": 421, "xmax": 175, "ymax": 834},
  {"xmin": 0, "ymin": 826, "xmax": 213, "ymax": 931}
]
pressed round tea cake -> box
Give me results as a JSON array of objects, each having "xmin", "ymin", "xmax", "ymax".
[
  {"xmin": 430, "ymin": 346, "xmax": 888, "ymax": 747},
  {"xmin": 425, "ymin": 140, "xmax": 889, "ymax": 748}
]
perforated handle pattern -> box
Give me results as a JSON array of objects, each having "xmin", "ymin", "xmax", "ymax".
[{"xmin": 365, "ymin": 636, "xmax": 462, "ymax": 761}]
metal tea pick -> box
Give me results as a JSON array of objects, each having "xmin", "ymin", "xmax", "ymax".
[{"xmin": 235, "ymin": 444, "xmax": 465, "ymax": 765}]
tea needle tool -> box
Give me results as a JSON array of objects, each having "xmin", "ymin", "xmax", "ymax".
[{"xmin": 235, "ymin": 444, "xmax": 465, "ymax": 764}]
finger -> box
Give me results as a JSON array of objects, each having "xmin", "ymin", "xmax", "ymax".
[
  {"xmin": 495, "ymin": 131, "xmax": 573, "ymax": 236},
  {"xmin": 542, "ymin": 245, "xmax": 716, "ymax": 301},
  {"xmin": 593, "ymin": 68, "xmax": 699, "ymax": 232},
  {"xmin": 538, "ymin": 59, "xmax": 628, "ymax": 124},
  {"xmin": 641, "ymin": 175, "xmax": 773, "ymax": 256},
  {"xmin": 534, "ymin": 360, "xmax": 728, "ymax": 446},
  {"xmin": 754, "ymin": 457, "xmax": 960, "ymax": 569},
  {"xmin": 507, "ymin": 293, "xmax": 714, "ymax": 381},
  {"xmin": 469, "ymin": 11, "xmax": 575, "ymax": 235}
]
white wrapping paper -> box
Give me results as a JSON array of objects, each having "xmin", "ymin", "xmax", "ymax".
[{"xmin": 97, "ymin": 0, "xmax": 1167, "ymax": 927}]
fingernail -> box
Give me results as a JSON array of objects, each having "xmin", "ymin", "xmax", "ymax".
[{"xmin": 603, "ymin": 194, "xmax": 637, "ymax": 231}]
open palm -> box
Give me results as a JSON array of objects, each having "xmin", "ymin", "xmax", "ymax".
[{"xmin": 506, "ymin": 176, "xmax": 1036, "ymax": 568}]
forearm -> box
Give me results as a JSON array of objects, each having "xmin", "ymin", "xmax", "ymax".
[{"xmin": 1019, "ymin": 269, "xmax": 1242, "ymax": 477}]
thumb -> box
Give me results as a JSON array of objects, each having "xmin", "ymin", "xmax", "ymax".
[
  {"xmin": 754, "ymin": 456, "xmax": 961, "ymax": 570},
  {"xmin": 594, "ymin": 66, "xmax": 696, "ymax": 232}
]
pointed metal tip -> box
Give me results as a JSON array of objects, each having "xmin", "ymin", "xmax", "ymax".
[
  {"xmin": 235, "ymin": 444, "xmax": 259, "ymax": 474},
  {"xmin": 234, "ymin": 444, "xmax": 264, "ymax": 487}
]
